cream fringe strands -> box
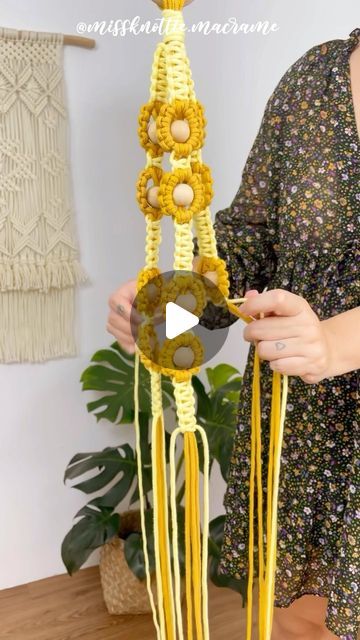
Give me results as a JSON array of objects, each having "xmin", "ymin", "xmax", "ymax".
[
  {"xmin": 134, "ymin": 1, "xmax": 288, "ymax": 638},
  {"xmin": 0, "ymin": 27, "xmax": 88, "ymax": 362}
]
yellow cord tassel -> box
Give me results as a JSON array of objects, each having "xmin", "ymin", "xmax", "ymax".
[
  {"xmin": 153, "ymin": 412, "xmax": 176, "ymax": 639},
  {"xmin": 184, "ymin": 431, "xmax": 204, "ymax": 640},
  {"xmin": 134, "ymin": 353, "xmax": 162, "ymax": 639},
  {"xmin": 225, "ymin": 301, "xmax": 289, "ymax": 639}
]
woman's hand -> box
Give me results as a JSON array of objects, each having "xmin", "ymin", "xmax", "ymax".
[
  {"xmin": 239, "ymin": 289, "xmax": 333, "ymax": 384},
  {"xmin": 107, "ymin": 280, "xmax": 142, "ymax": 354}
]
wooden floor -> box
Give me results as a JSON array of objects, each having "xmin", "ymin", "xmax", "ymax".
[{"xmin": 0, "ymin": 567, "xmax": 258, "ymax": 640}]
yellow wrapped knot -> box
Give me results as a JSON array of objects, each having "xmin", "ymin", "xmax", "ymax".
[
  {"xmin": 157, "ymin": 99, "xmax": 205, "ymax": 157},
  {"xmin": 138, "ymin": 324, "xmax": 161, "ymax": 372},
  {"xmin": 138, "ymin": 100, "xmax": 165, "ymax": 156},
  {"xmin": 161, "ymin": 272, "xmax": 207, "ymax": 317},
  {"xmin": 191, "ymin": 160, "xmax": 214, "ymax": 207},
  {"xmin": 158, "ymin": 167, "xmax": 205, "ymax": 223},
  {"xmin": 159, "ymin": 333, "xmax": 203, "ymax": 381},
  {"xmin": 136, "ymin": 166, "xmax": 164, "ymax": 220},
  {"xmin": 195, "ymin": 256, "xmax": 230, "ymax": 303},
  {"xmin": 136, "ymin": 267, "xmax": 163, "ymax": 315}
]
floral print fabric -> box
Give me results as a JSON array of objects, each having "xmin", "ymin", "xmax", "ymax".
[{"xmin": 213, "ymin": 29, "xmax": 360, "ymax": 639}]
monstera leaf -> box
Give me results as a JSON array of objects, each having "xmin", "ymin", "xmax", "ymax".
[
  {"xmin": 62, "ymin": 505, "xmax": 120, "ymax": 574},
  {"xmin": 193, "ymin": 364, "xmax": 242, "ymax": 481},
  {"xmin": 80, "ymin": 341, "xmax": 174, "ymax": 424},
  {"xmin": 124, "ymin": 507, "xmax": 186, "ymax": 579},
  {"xmin": 62, "ymin": 443, "xmax": 153, "ymax": 574}
]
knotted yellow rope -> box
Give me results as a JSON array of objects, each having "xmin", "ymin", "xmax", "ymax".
[{"xmin": 133, "ymin": 1, "xmax": 289, "ymax": 637}]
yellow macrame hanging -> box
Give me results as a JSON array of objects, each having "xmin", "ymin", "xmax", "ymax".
[{"xmin": 133, "ymin": 1, "xmax": 289, "ymax": 638}]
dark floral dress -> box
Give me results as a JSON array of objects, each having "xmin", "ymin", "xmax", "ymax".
[{"xmin": 211, "ymin": 28, "xmax": 360, "ymax": 640}]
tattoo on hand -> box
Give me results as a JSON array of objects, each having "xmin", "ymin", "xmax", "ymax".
[{"xmin": 275, "ymin": 341, "xmax": 286, "ymax": 351}]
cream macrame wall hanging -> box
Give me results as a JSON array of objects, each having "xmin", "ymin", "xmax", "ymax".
[
  {"xmin": 0, "ymin": 27, "xmax": 90, "ymax": 363},
  {"xmin": 133, "ymin": 1, "xmax": 288, "ymax": 639}
]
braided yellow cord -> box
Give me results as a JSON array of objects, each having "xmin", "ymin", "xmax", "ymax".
[
  {"xmin": 162, "ymin": 11, "xmax": 190, "ymax": 102},
  {"xmin": 174, "ymin": 221, "xmax": 194, "ymax": 271},
  {"xmin": 150, "ymin": 43, "xmax": 167, "ymax": 103},
  {"xmin": 193, "ymin": 207, "xmax": 218, "ymax": 257},
  {"xmin": 145, "ymin": 218, "xmax": 162, "ymax": 270}
]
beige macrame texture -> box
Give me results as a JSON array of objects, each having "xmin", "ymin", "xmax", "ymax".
[{"xmin": 0, "ymin": 27, "xmax": 89, "ymax": 363}]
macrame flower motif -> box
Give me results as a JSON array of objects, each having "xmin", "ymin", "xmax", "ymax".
[
  {"xmin": 138, "ymin": 324, "xmax": 161, "ymax": 373},
  {"xmin": 196, "ymin": 256, "xmax": 230, "ymax": 304},
  {"xmin": 158, "ymin": 168, "xmax": 205, "ymax": 223},
  {"xmin": 191, "ymin": 160, "xmax": 214, "ymax": 207},
  {"xmin": 156, "ymin": 99, "xmax": 206, "ymax": 157},
  {"xmin": 138, "ymin": 100, "xmax": 164, "ymax": 157},
  {"xmin": 159, "ymin": 333, "xmax": 204, "ymax": 382},
  {"xmin": 161, "ymin": 273, "xmax": 206, "ymax": 318},
  {"xmin": 136, "ymin": 267, "xmax": 163, "ymax": 315},
  {"xmin": 136, "ymin": 166, "xmax": 163, "ymax": 221}
]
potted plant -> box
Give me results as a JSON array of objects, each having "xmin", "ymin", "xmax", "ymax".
[{"xmin": 62, "ymin": 342, "xmax": 246, "ymax": 614}]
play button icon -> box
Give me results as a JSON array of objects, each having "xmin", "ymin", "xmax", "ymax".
[
  {"xmin": 165, "ymin": 302, "xmax": 199, "ymax": 339},
  {"xmin": 131, "ymin": 269, "xmax": 239, "ymax": 373}
]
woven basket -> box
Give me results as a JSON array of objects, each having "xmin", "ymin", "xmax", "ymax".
[{"xmin": 99, "ymin": 536, "xmax": 158, "ymax": 615}]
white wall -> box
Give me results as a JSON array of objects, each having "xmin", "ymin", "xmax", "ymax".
[{"xmin": 0, "ymin": 0, "xmax": 358, "ymax": 589}]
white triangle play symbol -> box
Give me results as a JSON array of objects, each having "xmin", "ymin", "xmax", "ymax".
[{"xmin": 165, "ymin": 302, "xmax": 199, "ymax": 340}]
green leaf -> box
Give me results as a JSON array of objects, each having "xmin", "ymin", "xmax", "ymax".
[
  {"xmin": 195, "ymin": 365, "xmax": 243, "ymax": 482},
  {"xmin": 80, "ymin": 342, "xmax": 174, "ymax": 425},
  {"xmin": 123, "ymin": 510, "xmax": 155, "ymax": 579},
  {"xmin": 64, "ymin": 445, "xmax": 136, "ymax": 499},
  {"xmin": 205, "ymin": 364, "xmax": 240, "ymax": 393},
  {"xmin": 192, "ymin": 375, "xmax": 211, "ymax": 420},
  {"xmin": 123, "ymin": 507, "xmax": 186, "ymax": 580},
  {"xmin": 64, "ymin": 443, "xmax": 153, "ymax": 512},
  {"xmin": 61, "ymin": 510, "xmax": 120, "ymax": 575}
]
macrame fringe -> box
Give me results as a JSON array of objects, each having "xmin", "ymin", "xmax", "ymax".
[
  {"xmin": 0, "ymin": 287, "xmax": 78, "ymax": 363},
  {"xmin": 0, "ymin": 260, "xmax": 88, "ymax": 293}
]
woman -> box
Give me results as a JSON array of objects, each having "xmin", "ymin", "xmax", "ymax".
[{"xmin": 107, "ymin": 24, "xmax": 360, "ymax": 640}]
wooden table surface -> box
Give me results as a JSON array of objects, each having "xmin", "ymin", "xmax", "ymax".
[{"xmin": 0, "ymin": 567, "xmax": 258, "ymax": 640}]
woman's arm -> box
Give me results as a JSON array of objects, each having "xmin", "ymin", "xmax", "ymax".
[{"xmin": 321, "ymin": 306, "xmax": 360, "ymax": 377}]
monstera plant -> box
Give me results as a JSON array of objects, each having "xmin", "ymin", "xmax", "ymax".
[{"xmin": 61, "ymin": 341, "xmax": 246, "ymax": 601}]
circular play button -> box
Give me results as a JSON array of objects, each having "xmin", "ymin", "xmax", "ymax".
[{"xmin": 131, "ymin": 270, "xmax": 239, "ymax": 375}]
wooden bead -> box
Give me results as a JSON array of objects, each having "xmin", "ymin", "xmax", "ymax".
[
  {"xmin": 146, "ymin": 283, "xmax": 159, "ymax": 302},
  {"xmin": 203, "ymin": 271, "xmax": 218, "ymax": 288},
  {"xmin": 172, "ymin": 346, "xmax": 195, "ymax": 369},
  {"xmin": 175, "ymin": 293, "xmax": 197, "ymax": 313},
  {"xmin": 173, "ymin": 183, "xmax": 194, "ymax": 207},
  {"xmin": 147, "ymin": 120, "xmax": 158, "ymax": 144},
  {"xmin": 146, "ymin": 186, "xmax": 160, "ymax": 208},
  {"xmin": 171, "ymin": 119, "xmax": 190, "ymax": 142}
]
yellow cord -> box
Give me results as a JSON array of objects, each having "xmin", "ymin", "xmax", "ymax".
[
  {"xmin": 263, "ymin": 374, "xmax": 288, "ymax": 639},
  {"xmin": 135, "ymin": 2, "xmax": 289, "ymax": 637},
  {"xmin": 225, "ymin": 302, "xmax": 289, "ymax": 639},
  {"xmin": 134, "ymin": 351, "xmax": 161, "ymax": 638}
]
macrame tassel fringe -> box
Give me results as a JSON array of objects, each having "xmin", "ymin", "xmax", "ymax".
[
  {"xmin": 0, "ymin": 286, "xmax": 79, "ymax": 363},
  {"xmin": 152, "ymin": 411, "xmax": 176, "ymax": 639},
  {"xmin": 0, "ymin": 260, "xmax": 88, "ymax": 292}
]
